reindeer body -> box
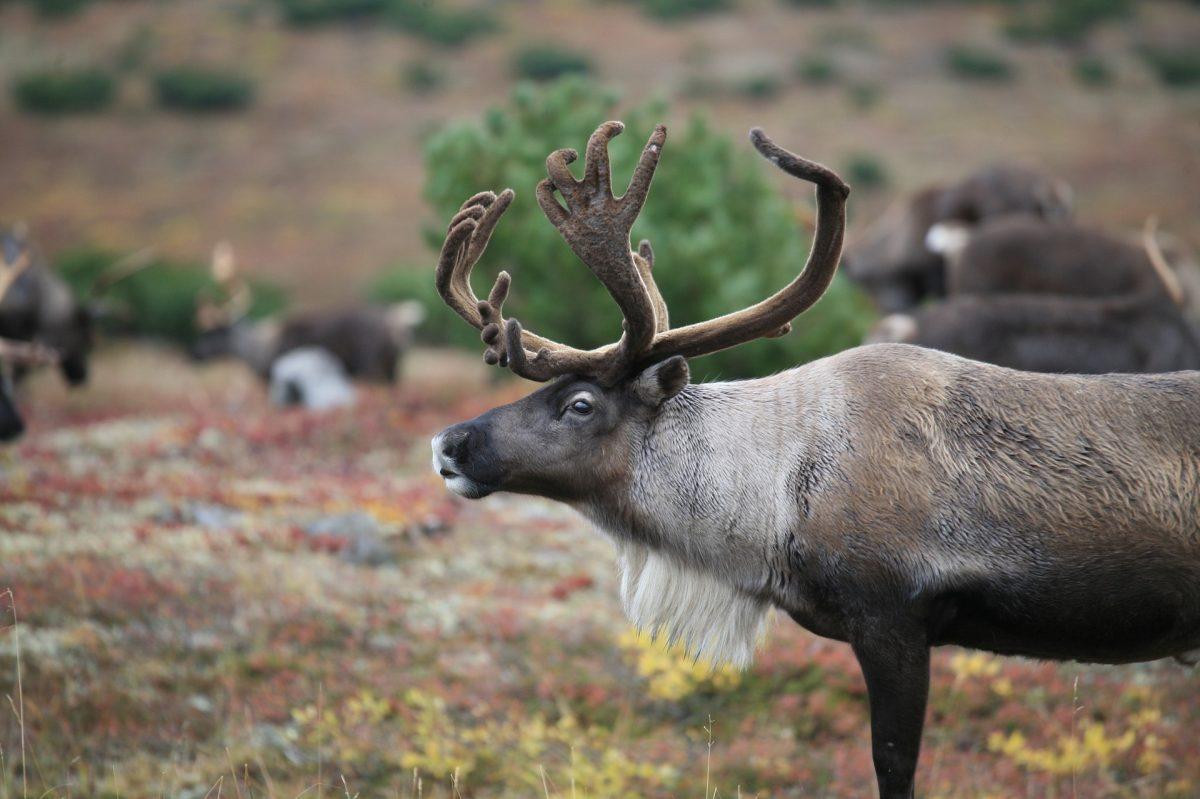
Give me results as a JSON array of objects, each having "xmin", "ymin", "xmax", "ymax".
[
  {"xmin": 586, "ymin": 343, "xmax": 1200, "ymax": 667},
  {"xmin": 0, "ymin": 232, "xmax": 92, "ymax": 385},
  {"xmin": 868, "ymin": 292, "xmax": 1200, "ymax": 374},
  {"xmin": 193, "ymin": 304, "xmax": 421, "ymax": 383},
  {"xmin": 946, "ymin": 218, "xmax": 1167, "ymax": 298}
]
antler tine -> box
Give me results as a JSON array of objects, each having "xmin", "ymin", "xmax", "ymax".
[
  {"xmin": 531, "ymin": 122, "xmax": 668, "ymax": 381},
  {"xmin": 435, "ymin": 189, "xmax": 566, "ymax": 368},
  {"xmin": 635, "ymin": 240, "xmax": 669, "ymax": 333},
  {"xmin": 641, "ymin": 128, "xmax": 848, "ymax": 365},
  {"xmin": 0, "ymin": 249, "xmax": 32, "ymax": 304}
]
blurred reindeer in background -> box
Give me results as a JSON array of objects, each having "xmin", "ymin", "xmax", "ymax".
[
  {"xmin": 0, "ymin": 242, "xmax": 60, "ymax": 441},
  {"xmin": 191, "ymin": 242, "xmax": 425, "ymax": 387},
  {"xmin": 868, "ymin": 216, "xmax": 1200, "ymax": 373},
  {"xmin": 842, "ymin": 165, "xmax": 1074, "ymax": 312},
  {"xmin": 0, "ymin": 225, "xmax": 93, "ymax": 387}
]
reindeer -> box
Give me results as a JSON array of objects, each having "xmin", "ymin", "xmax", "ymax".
[
  {"xmin": 0, "ymin": 247, "xmax": 60, "ymax": 441},
  {"xmin": 865, "ymin": 291, "xmax": 1200, "ymax": 374},
  {"xmin": 842, "ymin": 165, "xmax": 1073, "ymax": 312},
  {"xmin": 191, "ymin": 243, "xmax": 424, "ymax": 382},
  {"xmin": 930, "ymin": 215, "xmax": 1191, "ymax": 307},
  {"xmin": 0, "ymin": 226, "xmax": 93, "ymax": 386},
  {"xmin": 427, "ymin": 122, "xmax": 1200, "ymax": 799}
]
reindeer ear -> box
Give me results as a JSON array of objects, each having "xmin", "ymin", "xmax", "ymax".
[{"xmin": 633, "ymin": 356, "xmax": 689, "ymax": 406}]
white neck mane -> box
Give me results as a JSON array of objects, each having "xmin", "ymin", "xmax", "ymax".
[{"xmin": 582, "ymin": 368, "xmax": 844, "ymax": 668}]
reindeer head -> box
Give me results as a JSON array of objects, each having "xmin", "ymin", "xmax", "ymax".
[{"xmin": 430, "ymin": 122, "xmax": 848, "ymax": 500}]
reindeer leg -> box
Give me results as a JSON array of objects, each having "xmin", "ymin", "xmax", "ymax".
[{"xmin": 851, "ymin": 625, "xmax": 930, "ymax": 799}]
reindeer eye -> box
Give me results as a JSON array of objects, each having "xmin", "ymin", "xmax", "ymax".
[{"xmin": 569, "ymin": 399, "xmax": 593, "ymax": 415}]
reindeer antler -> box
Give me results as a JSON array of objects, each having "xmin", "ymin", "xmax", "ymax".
[
  {"xmin": 195, "ymin": 242, "xmax": 253, "ymax": 330},
  {"xmin": 435, "ymin": 123, "xmax": 849, "ymax": 384},
  {"xmin": 0, "ymin": 248, "xmax": 32, "ymax": 304}
]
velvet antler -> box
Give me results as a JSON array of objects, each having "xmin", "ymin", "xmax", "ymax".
[{"xmin": 434, "ymin": 123, "xmax": 848, "ymax": 384}]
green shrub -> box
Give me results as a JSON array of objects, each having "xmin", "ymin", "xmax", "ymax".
[
  {"xmin": 27, "ymin": 0, "xmax": 90, "ymax": 17},
  {"xmin": 1073, "ymin": 54, "xmax": 1113, "ymax": 87},
  {"xmin": 408, "ymin": 77, "xmax": 874, "ymax": 380},
  {"xmin": 843, "ymin": 153, "xmax": 888, "ymax": 191},
  {"xmin": 276, "ymin": 0, "xmax": 384, "ymax": 25},
  {"xmin": 513, "ymin": 46, "xmax": 593, "ymax": 82},
  {"xmin": 154, "ymin": 67, "xmax": 255, "ymax": 113},
  {"xmin": 782, "ymin": 0, "xmax": 836, "ymax": 6},
  {"xmin": 633, "ymin": 0, "xmax": 731, "ymax": 19},
  {"xmin": 12, "ymin": 68, "xmax": 116, "ymax": 115},
  {"xmin": 846, "ymin": 81, "xmax": 883, "ymax": 109},
  {"xmin": 55, "ymin": 248, "xmax": 287, "ymax": 343},
  {"xmin": 1140, "ymin": 45, "xmax": 1200, "ymax": 88},
  {"xmin": 1003, "ymin": 0, "xmax": 1131, "ymax": 44},
  {"xmin": 275, "ymin": 0, "xmax": 495, "ymax": 45},
  {"xmin": 387, "ymin": 1, "xmax": 496, "ymax": 47},
  {"xmin": 402, "ymin": 60, "xmax": 445, "ymax": 95},
  {"xmin": 943, "ymin": 45, "xmax": 1016, "ymax": 82},
  {"xmin": 734, "ymin": 73, "xmax": 784, "ymax": 99},
  {"xmin": 795, "ymin": 53, "xmax": 838, "ymax": 85}
]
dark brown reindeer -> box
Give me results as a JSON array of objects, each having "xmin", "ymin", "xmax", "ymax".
[
  {"xmin": 868, "ymin": 217, "xmax": 1200, "ymax": 373},
  {"xmin": 0, "ymin": 248, "xmax": 60, "ymax": 441},
  {"xmin": 932, "ymin": 214, "xmax": 1191, "ymax": 309},
  {"xmin": 0, "ymin": 226, "xmax": 93, "ymax": 386},
  {"xmin": 842, "ymin": 165, "xmax": 1073, "ymax": 312},
  {"xmin": 866, "ymin": 290, "xmax": 1200, "ymax": 374},
  {"xmin": 191, "ymin": 243, "xmax": 424, "ymax": 382},
  {"xmin": 428, "ymin": 121, "xmax": 1200, "ymax": 799}
]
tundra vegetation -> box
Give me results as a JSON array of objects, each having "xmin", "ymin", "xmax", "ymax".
[{"xmin": 3, "ymin": 0, "xmax": 1200, "ymax": 796}]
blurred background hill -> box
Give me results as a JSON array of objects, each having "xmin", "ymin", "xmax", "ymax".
[{"xmin": 2, "ymin": 0, "xmax": 1198, "ymax": 312}]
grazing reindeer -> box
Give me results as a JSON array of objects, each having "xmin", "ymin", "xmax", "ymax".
[
  {"xmin": 865, "ymin": 291, "xmax": 1200, "ymax": 374},
  {"xmin": 428, "ymin": 122, "xmax": 1200, "ymax": 799},
  {"xmin": 191, "ymin": 243, "xmax": 424, "ymax": 382},
  {"xmin": 931, "ymin": 215, "xmax": 1191, "ymax": 309},
  {"xmin": 0, "ymin": 249, "xmax": 59, "ymax": 441},
  {"xmin": 0, "ymin": 227, "xmax": 93, "ymax": 386},
  {"xmin": 842, "ymin": 165, "xmax": 1073, "ymax": 312}
]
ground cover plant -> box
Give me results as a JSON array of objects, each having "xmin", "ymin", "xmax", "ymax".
[{"xmin": 0, "ymin": 344, "xmax": 1197, "ymax": 797}]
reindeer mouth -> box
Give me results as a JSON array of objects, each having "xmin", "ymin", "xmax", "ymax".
[{"xmin": 431, "ymin": 436, "xmax": 495, "ymax": 499}]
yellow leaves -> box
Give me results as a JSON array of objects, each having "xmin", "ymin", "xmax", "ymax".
[
  {"xmin": 619, "ymin": 629, "xmax": 741, "ymax": 701},
  {"xmin": 293, "ymin": 688, "xmax": 675, "ymax": 796},
  {"xmin": 949, "ymin": 651, "xmax": 1001, "ymax": 683},
  {"xmin": 988, "ymin": 722, "xmax": 1136, "ymax": 776}
]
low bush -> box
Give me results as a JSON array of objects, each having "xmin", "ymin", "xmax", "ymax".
[
  {"xmin": 1140, "ymin": 45, "xmax": 1200, "ymax": 89},
  {"xmin": 26, "ymin": 0, "xmax": 90, "ymax": 17},
  {"xmin": 12, "ymin": 68, "xmax": 116, "ymax": 115},
  {"xmin": 633, "ymin": 0, "xmax": 732, "ymax": 19},
  {"xmin": 846, "ymin": 81, "xmax": 883, "ymax": 109},
  {"xmin": 1073, "ymin": 54, "xmax": 1113, "ymax": 88},
  {"xmin": 513, "ymin": 46, "xmax": 593, "ymax": 82},
  {"xmin": 1003, "ymin": 0, "xmax": 1131, "ymax": 44},
  {"xmin": 276, "ymin": 0, "xmax": 495, "ymax": 46},
  {"xmin": 734, "ymin": 73, "xmax": 784, "ymax": 99},
  {"xmin": 401, "ymin": 60, "xmax": 445, "ymax": 95},
  {"xmin": 943, "ymin": 45, "xmax": 1016, "ymax": 82},
  {"xmin": 276, "ymin": 0, "xmax": 385, "ymax": 25},
  {"xmin": 406, "ymin": 77, "xmax": 874, "ymax": 380},
  {"xmin": 153, "ymin": 67, "xmax": 255, "ymax": 113},
  {"xmin": 56, "ymin": 248, "xmax": 286, "ymax": 343},
  {"xmin": 796, "ymin": 53, "xmax": 838, "ymax": 85},
  {"xmin": 387, "ymin": 1, "xmax": 496, "ymax": 47},
  {"xmin": 843, "ymin": 153, "xmax": 889, "ymax": 191}
]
